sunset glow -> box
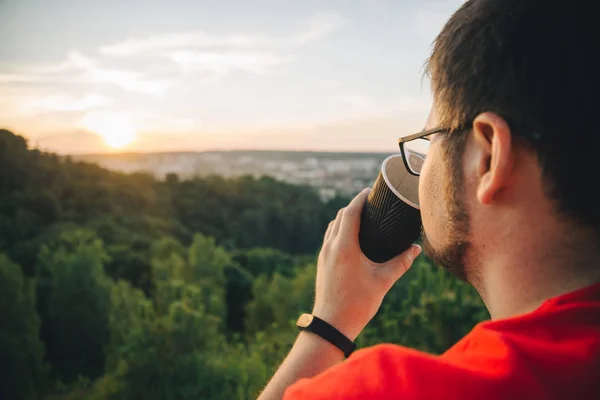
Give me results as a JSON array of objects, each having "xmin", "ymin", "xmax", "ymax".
[
  {"xmin": 82, "ymin": 113, "xmax": 137, "ymax": 149},
  {"xmin": 0, "ymin": 1, "xmax": 462, "ymax": 154}
]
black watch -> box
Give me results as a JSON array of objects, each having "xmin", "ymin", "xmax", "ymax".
[{"xmin": 296, "ymin": 313, "xmax": 357, "ymax": 358}]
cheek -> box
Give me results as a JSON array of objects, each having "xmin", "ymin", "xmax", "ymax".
[{"xmin": 419, "ymin": 150, "xmax": 446, "ymax": 245}]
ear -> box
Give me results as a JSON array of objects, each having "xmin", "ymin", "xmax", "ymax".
[{"xmin": 472, "ymin": 112, "xmax": 514, "ymax": 205}]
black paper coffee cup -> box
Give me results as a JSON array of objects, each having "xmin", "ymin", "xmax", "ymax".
[{"xmin": 359, "ymin": 154, "xmax": 422, "ymax": 263}]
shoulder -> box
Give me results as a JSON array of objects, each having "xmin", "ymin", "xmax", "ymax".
[
  {"xmin": 283, "ymin": 343, "xmax": 481, "ymax": 400},
  {"xmin": 284, "ymin": 286, "xmax": 600, "ymax": 399},
  {"xmin": 284, "ymin": 320, "xmax": 600, "ymax": 400}
]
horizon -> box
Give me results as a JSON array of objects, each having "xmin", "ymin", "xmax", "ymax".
[
  {"xmin": 68, "ymin": 148, "xmax": 392, "ymax": 157},
  {"xmin": 0, "ymin": 0, "xmax": 463, "ymax": 155}
]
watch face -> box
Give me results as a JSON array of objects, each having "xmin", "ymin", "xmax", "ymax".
[{"xmin": 297, "ymin": 313, "xmax": 314, "ymax": 328}]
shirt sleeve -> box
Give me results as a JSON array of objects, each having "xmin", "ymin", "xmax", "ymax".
[
  {"xmin": 282, "ymin": 342, "xmax": 539, "ymax": 400},
  {"xmin": 284, "ymin": 288, "xmax": 600, "ymax": 400}
]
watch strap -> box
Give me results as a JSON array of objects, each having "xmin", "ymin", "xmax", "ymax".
[{"xmin": 297, "ymin": 314, "xmax": 357, "ymax": 358}]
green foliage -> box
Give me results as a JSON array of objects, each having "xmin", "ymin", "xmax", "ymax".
[
  {"xmin": 188, "ymin": 234, "xmax": 229, "ymax": 285},
  {"xmin": 0, "ymin": 130, "xmax": 337, "ymax": 284},
  {"xmin": 224, "ymin": 247, "xmax": 307, "ymax": 334},
  {"xmin": 151, "ymin": 233, "xmax": 229, "ymax": 321},
  {"xmin": 105, "ymin": 281, "xmax": 155, "ymax": 372},
  {"xmin": 36, "ymin": 229, "xmax": 112, "ymax": 383},
  {"xmin": 245, "ymin": 264, "xmax": 315, "ymax": 335},
  {"xmin": 170, "ymin": 175, "xmax": 336, "ymax": 254},
  {"xmin": 232, "ymin": 247, "xmax": 299, "ymax": 278},
  {"xmin": 361, "ymin": 256, "xmax": 489, "ymax": 353},
  {"xmin": 102, "ymin": 238, "xmax": 257, "ymax": 399},
  {"xmin": 0, "ymin": 252, "xmax": 47, "ymax": 400},
  {"xmin": 244, "ymin": 264, "xmax": 317, "ymax": 370},
  {"xmin": 224, "ymin": 262, "xmax": 253, "ymax": 333},
  {"xmin": 0, "ymin": 129, "xmax": 490, "ymax": 399}
]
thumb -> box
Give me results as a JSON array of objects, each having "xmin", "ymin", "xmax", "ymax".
[{"xmin": 381, "ymin": 244, "xmax": 422, "ymax": 284}]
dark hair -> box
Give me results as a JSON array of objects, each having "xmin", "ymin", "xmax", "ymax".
[{"xmin": 426, "ymin": 0, "xmax": 600, "ymax": 231}]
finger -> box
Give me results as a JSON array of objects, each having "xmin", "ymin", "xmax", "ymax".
[
  {"xmin": 325, "ymin": 207, "xmax": 344, "ymax": 241},
  {"xmin": 340, "ymin": 188, "xmax": 371, "ymax": 238},
  {"xmin": 330, "ymin": 207, "xmax": 345, "ymax": 239},
  {"xmin": 380, "ymin": 244, "xmax": 422, "ymax": 287},
  {"xmin": 324, "ymin": 220, "xmax": 335, "ymax": 242}
]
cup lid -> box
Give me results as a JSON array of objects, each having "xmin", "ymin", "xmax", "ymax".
[{"xmin": 382, "ymin": 154, "xmax": 420, "ymax": 209}]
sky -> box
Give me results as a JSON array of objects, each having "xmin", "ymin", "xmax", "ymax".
[{"xmin": 0, "ymin": 0, "xmax": 464, "ymax": 154}]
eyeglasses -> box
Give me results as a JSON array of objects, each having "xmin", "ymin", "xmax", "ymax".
[
  {"xmin": 399, "ymin": 121, "xmax": 544, "ymax": 176},
  {"xmin": 398, "ymin": 127, "xmax": 448, "ymax": 176}
]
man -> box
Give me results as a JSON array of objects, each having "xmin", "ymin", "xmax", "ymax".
[{"xmin": 259, "ymin": 0, "xmax": 600, "ymax": 398}]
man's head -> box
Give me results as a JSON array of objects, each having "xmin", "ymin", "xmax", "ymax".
[{"xmin": 419, "ymin": 0, "xmax": 600, "ymax": 284}]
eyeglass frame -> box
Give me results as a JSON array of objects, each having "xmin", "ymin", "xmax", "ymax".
[
  {"xmin": 399, "ymin": 118, "xmax": 544, "ymax": 176},
  {"xmin": 398, "ymin": 126, "xmax": 448, "ymax": 176}
]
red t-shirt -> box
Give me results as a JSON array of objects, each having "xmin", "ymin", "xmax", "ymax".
[{"xmin": 284, "ymin": 282, "xmax": 600, "ymax": 399}]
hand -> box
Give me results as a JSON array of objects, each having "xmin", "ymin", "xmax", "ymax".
[{"xmin": 312, "ymin": 188, "xmax": 422, "ymax": 341}]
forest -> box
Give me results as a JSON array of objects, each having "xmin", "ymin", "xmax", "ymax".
[{"xmin": 0, "ymin": 129, "xmax": 488, "ymax": 399}]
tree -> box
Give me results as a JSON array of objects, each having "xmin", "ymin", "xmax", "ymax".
[
  {"xmin": 0, "ymin": 129, "xmax": 30, "ymax": 193},
  {"xmin": 224, "ymin": 262, "xmax": 253, "ymax": 333},
  {"xmin": 104, "ymin": 281, "xmax": 155, "ymax": 373},
  {"xmin": 150, "ymin": 234, "xmax": 229, "ymax": 321},
  {"xmin": 245, "ymin": 263, "xmax": 315, "ymax": 335},
  {"xmin": 103, "ymin": 260, "xmax": 239, "ymax": 399},
  {"xmin": 0, "ymin": 252, "xmax": 47, "ymax": 400},
  {"xmin": 36, "ymin": 229, "xmax": 112, "ymax": 383},
  {"xmin": 232, "ymin": 247, "xmax": 297, "ymax": 278},
  {"xmin": 187, "ymin": 233, "xmax": 229, "ymax": 320},
  {"xmin": 244, "ymin": 263, "xmax": 316, "ymax": 370}
]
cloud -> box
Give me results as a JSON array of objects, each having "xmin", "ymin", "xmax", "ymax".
[
  {"xmin": 99, "ymin": 11, "xmax": 344, "ymax": 57},
  {"xmin": 0, "ymin": 50, "xmax": 173, "ymax": 96},
  {"xmin": 21, "ymin": 93, "xmax": 114, "ymax": 115},
  {"xmin": 1, "ymin": 10, "xmax": 342, "ymax": 103},
  {"xmin": 339, "ymin": 94, "xmax": 376, "ymax": 110},
  {"xmin": 169, "ymin": 50, "xmax": 293, "ymax": 77},
  {"xmin": 99, "ymin": 32, "xmax": 272, "ymax": 56},
  {"xmin": 0, "ymin": 9, "xmax": 346, "ymax": 138},
  {"xmin": 0, "ymin": 73, "xmax": 61, "ymax": 83},
  {"xmin": 0, "ymin": 51, "xmax": 94, "ymax": 85},
  {"xmin": 292, "ymin": 11, "xmax": 345, "ymax": 45},
  {"xmin": 60, "ymin": 51, "xmax": 173, "ymax": 96},
  {"xmin": 86, "ymin": 68, "xmax": 172, "ymax": 96},
  {"xmin": 33, "ymin": 50, "xmax": 95, "ymax": 73},
  {"xmin": 3, "ymin": 51, "xmax": 96, "ymax": 79}
]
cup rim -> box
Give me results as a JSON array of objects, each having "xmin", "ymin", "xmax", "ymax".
[{"xmin": 381, "ymin": 154, "xmax": 420, "ymax": 210}]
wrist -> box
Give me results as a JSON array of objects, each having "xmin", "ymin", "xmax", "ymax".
[
  {"xmin": 297, "ymin": 330, "xmax": 346, "ymax": 361},
  {"xmin": 311, "ymin": 309, "xmax": 363, "ymax": 342}
]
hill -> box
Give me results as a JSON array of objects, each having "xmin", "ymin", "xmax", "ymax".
[
  {"xmin": 0, "ymin": 128, "xmax": 487, "ymax": 400},
  {"xmin": 0, "ymin": 129, "xmax": 346, "ymax": 281}
]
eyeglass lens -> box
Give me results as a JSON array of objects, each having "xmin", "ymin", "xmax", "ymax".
[{"xmin": 403, "ymin": 138, "xmax": 429, "ymax": 175}]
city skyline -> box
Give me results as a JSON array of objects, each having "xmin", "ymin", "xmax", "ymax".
[{"xmin": 0, "ymin": 0, "xmax": 463, "ymax": 154}]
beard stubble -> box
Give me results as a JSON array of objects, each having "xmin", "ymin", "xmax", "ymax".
[{"xmin": 421, "ymin": 133, "xmax": 472, "ymax": 282}]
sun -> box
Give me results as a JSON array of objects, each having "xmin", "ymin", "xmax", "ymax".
[{"xmin": 82, "ymin": 112, "xmax": 137, "ymax": 149}]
